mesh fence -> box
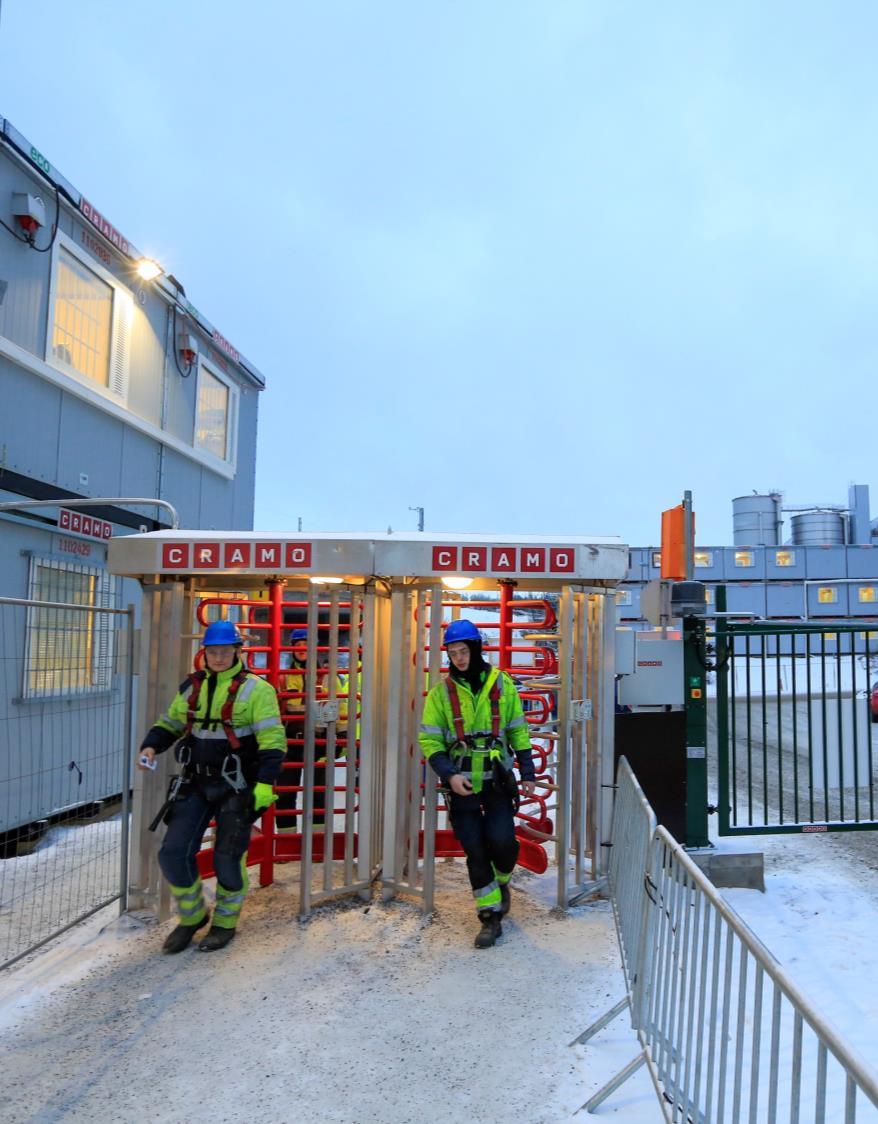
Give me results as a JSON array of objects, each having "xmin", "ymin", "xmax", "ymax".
[{"xmin": 0, "ymin": 593, "xmax": 134, "ymax": 969}]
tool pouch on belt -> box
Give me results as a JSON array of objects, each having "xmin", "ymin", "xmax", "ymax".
[
  {"xmin": 492, "ymin": 759, "xmax": 520, "ymax": 812},
  {"xmin": 148, "ymin": 774, "xmax": 190, "ymax": 832}
]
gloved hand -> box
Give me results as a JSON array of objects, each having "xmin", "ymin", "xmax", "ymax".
[{"xmin": 252, "ymin": 782, "xmax": 278, "ymax": 812}]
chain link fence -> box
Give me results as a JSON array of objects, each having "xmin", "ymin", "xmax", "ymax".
[{"xmin": 0, "ymin": 592, "xmax": 134, "ymax": 969}]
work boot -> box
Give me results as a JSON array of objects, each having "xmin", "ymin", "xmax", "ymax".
[
  {"xmin": 162, "ymin": 913, "xmax": 209, "ymax": 955},
  {"xmin": 474, "ymin": 910, "xmax": 502, "ymax": 949},
  {"xmin": 500, "ymin": 883, "xmax": 511, "ymax": 916},
  {"xmin": 198, "ymin": 926, "xmax": 237, "ymax": 952}
]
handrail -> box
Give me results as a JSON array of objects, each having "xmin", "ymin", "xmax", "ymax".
[{"xmin": 0, "ymin": 496, "xmax": 181, "ymax": 529}]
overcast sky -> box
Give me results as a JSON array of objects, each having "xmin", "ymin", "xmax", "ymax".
[{"xmin": 2, "ymin": 2, "xmax": 876, "ymax": 546}]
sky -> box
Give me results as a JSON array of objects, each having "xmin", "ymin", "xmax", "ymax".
[{"xmin": 2, "ymin": 1, "xmax": 877, "ymax": 546}]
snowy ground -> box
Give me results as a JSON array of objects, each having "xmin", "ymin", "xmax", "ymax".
[
  {"xmin": 0, "ymin": 860, "xmax": 662, "ymax": 1123},
  {"xmin": 721, "ymin": 829, "xmax": 878, "ymax": 1084}
]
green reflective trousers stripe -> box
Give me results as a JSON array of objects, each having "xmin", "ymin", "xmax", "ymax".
[
  {"xmin": 212, "ymin": 855, "xmax": 250, "ymax": 930},
  {"xmin": 473, "ymin": 880, "xmax": 502, "ymax": 910},
  {"xmin": 169, "ymin": 877, "xmax": 208, "ymax": 926}
]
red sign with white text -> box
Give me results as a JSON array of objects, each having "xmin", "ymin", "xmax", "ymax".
[
  {"xmin": 155, "ymin": 540, "xmax": 572, "ymax": 576},
  {"xmin": 59, "ymin": 508, "xmax": 112, "ymax": 541},
  {"xmin": 161, "ymin": 541, "xmax": 313, "ymax": 571},
  {"xmin": 431, "ymin": 544, "xmax": 575, "ymax": 576}
]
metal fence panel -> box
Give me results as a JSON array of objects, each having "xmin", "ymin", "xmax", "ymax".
[
  {"xmin": 577, "ymin": 759, "xmax": 878, "ymax": 1120},
  {"xmin": 0, "ymin": 596, "xmax": 134, "ymax": 969}
]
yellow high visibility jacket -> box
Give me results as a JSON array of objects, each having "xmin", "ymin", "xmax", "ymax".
[
  {"xmin": 142, "ymin": 660, "xmax": 286, "ymax": 784},
  {"xmin": 419, "ymin": 666, "xmax": 533, "ymax": 793}
]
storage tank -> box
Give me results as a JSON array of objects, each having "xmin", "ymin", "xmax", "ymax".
[
  {"xmin": 790, "ymin": 511, "xmax": 845, "ymax": 545},
  {"xmin": 732, "ymin": 494, "xmax": 782, "ymax": 545}
]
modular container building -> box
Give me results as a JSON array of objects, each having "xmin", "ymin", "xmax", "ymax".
[{"xmin": 0, "ymin": 114, "xmax": 266, "ymax": 835}]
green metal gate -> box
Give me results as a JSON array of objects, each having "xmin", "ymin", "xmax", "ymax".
[{"xmin": 715, "ymin": 614, "xmax": 878, "ymax": 836}]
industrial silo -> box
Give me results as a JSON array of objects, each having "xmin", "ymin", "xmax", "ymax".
[
  {"xmin": 732, "ymin": 494, "xmax": 782, "ymax": 546},
  {"xmin": 790, "ymin": 511, "xmax": 846, "ymax": 545}
]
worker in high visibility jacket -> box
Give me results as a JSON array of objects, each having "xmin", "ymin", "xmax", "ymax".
[
  {"xmin": 137, "ymin": 620, "xmax": 286, "ymax": 954},
  {"xmin": 419, "ymin": 619, "xmax": 536, "ymax": 949},
  {"xmin": 278, "ymin": 629, "xmax": 348, "ymax": 828}
]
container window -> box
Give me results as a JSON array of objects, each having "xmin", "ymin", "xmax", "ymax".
[
  {"xmin": 195, "ymin": 359, "xmax": 238, "ymax": 463},
  {"xmin": 858, "ymin": 587, "xmax": 877, "ymax": 603},
  {"xmin": 734, "ymin": 551, "xmax": 754, "ymax": 567},
  {"xmin": 23, "ymin": 557, "xmax": 117, "ymax": 698},
  {"xmin": 47, "ymin": 237, "xmax": 132, "ymax": 402},
  {"xmin": 775, "ymin": 550, "xmax": 796, "ymax": 567},
  {"xmin": 615, "ymin": 590, "xmax": 632, "ymax": 607},
  {"xmin": 817, "ymin": 587, "xmax": 837, "ymax": 604},
  {"xmin": 694, "ymin": 551, "xmax": 713, "ymax": 568},
  {"xmin": 651, "ymin": 551, "xmax": 661, "ymax": 568}
]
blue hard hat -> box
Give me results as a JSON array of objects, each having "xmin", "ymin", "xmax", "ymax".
[
  {"xmin": 291, "ymin": 629, "xmax": 308, "ymax": 641},
  {"xmin": 203, "ymin": 620, "xmax": 243, "ymax": 646},
  {"xmin": 444, "ymin": 619, "xmax": 481, "ymax": 646}
]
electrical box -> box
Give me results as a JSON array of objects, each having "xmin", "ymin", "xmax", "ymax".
[
  {"xmin": 11, "ymin": 192, "xmax": 46, "ymax": 230},
  {"xmin": 617, "ymin": 637, "xmax": 684, "ymax": 708}
]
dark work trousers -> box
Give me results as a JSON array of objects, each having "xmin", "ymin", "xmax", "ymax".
[
  {"xmin": 448, "ymin": 782, "xmax": 519, "ymax": 900},
  {"xmin": 279, "ymin": 718, "xmax": 333, "ymax": 827},
  {"xmin": 158, "ymin": 777, "xmax": 251, "ymax": 892}
]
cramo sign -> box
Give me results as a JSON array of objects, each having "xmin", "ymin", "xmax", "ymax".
[
  {"xmin": 162, "ymin": 542, "xmax": 312, "ymax": 569},
  {"xmin": 431, "ymin": 545, "xmax": 575, "ymax": 574},
  {"xmin": 156, "ymin": 540, "xmax": 576, "ymax": 576}
]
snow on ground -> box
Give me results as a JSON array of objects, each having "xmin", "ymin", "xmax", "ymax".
[
  {"xmin": 0, "ymin": 860, "xmax": 661, "ymax": 1123},
  {"xmin": 0, "ymin": 818, "xmax": 122, "ymax": 968},
  {"xmin": 721, "ymin": 829, "xmax": 878, "ymax": 1078}
]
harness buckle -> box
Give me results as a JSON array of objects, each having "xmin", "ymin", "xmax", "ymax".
[{"xmin": 220, "ymin": 752, "xmax": 246, "ymax": 792}]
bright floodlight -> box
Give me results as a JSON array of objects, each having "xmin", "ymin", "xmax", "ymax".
[{"xmin": 136, "ymin": 258, "xmax": 163, "ymax": 281}]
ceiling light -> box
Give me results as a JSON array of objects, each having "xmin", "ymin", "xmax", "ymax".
[
  {"xmin": 441, "ymin": 575, "xmax": 473, "ymax": 590},
  {"xmin": 136, "ymin": 258, "xmax": 163, "ymax": 281},
  {"xmin": 310, "ymin": 575, "xmax": 344, "ymax": 585}
]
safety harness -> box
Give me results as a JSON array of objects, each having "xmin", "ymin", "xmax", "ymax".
[
  {"xmin": 445, "ymin": 673, "xmax": 512, "ymax": 792},
  {"xmin": 149, "ymin": 667, "xmax": 252, "ymax": 832},
  {"xmin": 184, "ymin": 668, "xmax": 249, "ymax": 749},
  {"xmin": 179, "ymin": 667, "xmax": 251, "ymax": 790}
]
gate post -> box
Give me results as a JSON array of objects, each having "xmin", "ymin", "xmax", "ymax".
[
  {"xmin": 683, "ymin": 613, "xmax": 710, "ymax": 848},
  {"xmin": 128, "ymin": 580, "xmax": 188, "ymax": 915}
]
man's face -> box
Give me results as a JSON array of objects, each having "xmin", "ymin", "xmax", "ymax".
[
  {"xmin": 292, "ymin": 642, "xmax": 308, "ymax": 664},
  {"xmin": 205, "ymin": 644, "xmax": 237, "ymax": 673},
  {"xmin": 447, "ymin": 641, "xmax": 471, "ymax": 672}
]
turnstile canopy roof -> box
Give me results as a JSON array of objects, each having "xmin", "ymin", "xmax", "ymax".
[{"xmin": 108, "ymin": 530, "xmax": 628, "ymax": 590}]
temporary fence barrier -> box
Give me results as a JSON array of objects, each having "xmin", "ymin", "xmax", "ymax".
[
  {"xmin": 0, "ymin": 595, "xmax": 135, "ymax": 969},
  {"xmin": 574, "ymin": 758, "xmax": 878, "ymax": 1120}
]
